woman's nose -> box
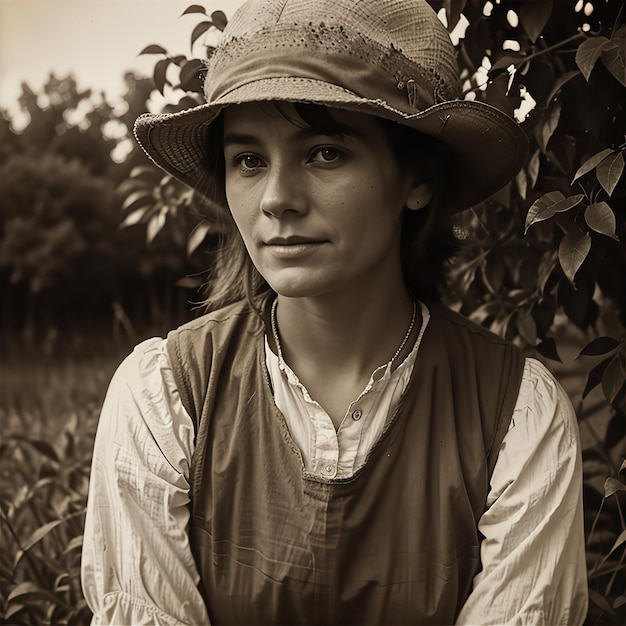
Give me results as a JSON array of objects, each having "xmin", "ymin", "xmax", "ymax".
[{"xmin": 259, "ymin": 163, "xmax": 306, "ymax": 218}]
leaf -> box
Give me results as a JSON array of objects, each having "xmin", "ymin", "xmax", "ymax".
[
  {"xmin": 121, "ymin": 190, "xmax": 153, "ymax": 213},
  {"xmin": 585, "ymin": 202, "xmax": 618, "ymax": 240},
  {"xmin": 588, "ymin": 589, "xmax": 616, "ymax": 615},
  {"xmin": 526, "ymin": 149, "xmax": 540, "ymax": 191},
  {"xmin": 588, "ymin": 560, "xmax": 626, "ymax": 580},
  {"xmin": 524, "ymin": 191, "xmax": 565, "ymax": 232},
  {"xmin": 442, "ymin": 0, "xmax": 466, "ymax": 31},
  {"xmin": 516, "ymin": 311, "xmax": 537, "ymax": 345},
  {"xmin": 601, "ymin": 25, "xmax": 626, "ymax": 86},
  {"xmin": 21, "ymin": 519, "xmax": 64, "ymax": 553},
  {"xmin": 577, "ymin": 336, "xmax": 619, "ymax": 357},
  {"xmin": 558, "ymin": 230, "xmax": 591, "ymax": 285},
  {"xmin": 545, "ymin": 70, "xmax": 580, "ymax": 105},
  {"xmin": 596, "ymin": 152, "xmax": 625, "ymax": 196},
  {"xmin": 490, "ymin": 310, "xmax": 514, "ymax": 339},
  {"xmin": 571, "ymin": 148, "xmax": 615, "ymax": 183},
  {"xmin": 191, "ymin": 21, "xmax": 212, "ymax": 48},
  {"xmin": 139, "ymin": 44, "xmax": 167, "ymax": 56},
  {"xmin": 181, "ymin": 5, "xmax": 207, "ymax": 16},
  {"xmin": 605, "ymin": 529, "xmax": 626, "ymax": 560},
  {"xmin": 147, "ymin": 210, "xmax": 167, "ymax": 243},
  {"xmin": 520, "ymin": 0, "xmax": 552, "ymax": 43},
  {"xmin": 129, "ymin": 165, "xmax": 157, "ymax": 179},
  {"xmin": 604, "ymin": 477, "xmax": 626, "ymax": 498},
  {"xmin": 536, "ymin": 250, "xmax": 558, "ymax": 294},
  {"xmin": 171, "ymin": 54, "xmax": 188, "ymax": 67},
  {"xmin": 62, "ymin": 534, "xmax": 83, "ymax": 555},
  {"xmin": 187, "ymin": 221, "xmax": 212, "ymax": 256},
  {"xmin": 12, "ymin": 435, "xmax": 59, "ymax": 462},
  {"xmin": 153, "ymin": 58, "xmax": 171, "ymax": 96},
  {"xmin": 7, "ymin": 582, "xmax": 62, "ymax": 606},
  {"xmin": 539, "ymin": 101, "xmax": 561, "ymax": 152},
  {"xmin": 491, "ymin": 53, "xmax": 524, "ymax": 72},
  {"xmin": 211, "ymin": 10, "xmax": 228, "ymax": 31},
  {"xmin": 514, "ymin": 168, "xmax": 527, "ymax": 200},
  {"xmin": 179, "ymin": 58, "xmax": 205, "ymax": 93},
  {"xmin": 550, "ymin": 193, "xmax": 585, "ymax": 214},
  {"xmin": 602, "ymin": 44, "xmax": 626, "ymax": 86},
  {"xmin": 536, "ymin": 338, "xmax": 561, "ymax": 362},
  {"xmin": 602, "ymin": 354, "xmax": 624, "ymax": 405},
  {"xmin": 13, "ymin": 519, "xmax": 64, "ymax": 569},
  {"xmin": 583, "ymin": 357, "xmax": 611, "ymax": 398},
  {"xmin": 5, "ymin": 603, "xmax": 26, "ymax": 620},
  {"xmin": 575, "ymin": 36, "xmax": 610, "ymax": 81},
  {"xmin": 120, "ymin": 208, "xmax": 147, "ymax": 228},
  {"xmin": 524, "ymin": 191, "xmax": 585, "ymax": 233}
]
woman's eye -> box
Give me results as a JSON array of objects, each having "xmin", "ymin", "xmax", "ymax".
[
  {"xmin": 311, "ymin": 147, "xmax": 341, "ymax": 164},
  {"xmin": 236, "ymin": 154, "xmax": 264, "ymax": 172}
]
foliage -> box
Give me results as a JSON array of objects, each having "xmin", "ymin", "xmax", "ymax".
[
  {"xmin": 1, "ymin": 424, "xmax": 93, "ymax": 625},
  {"xmin": 10, "ymin": 74, "xmax": 117, "ymax": 176},
  {"xmin": 1, "ymin": 153, "xmax": 117, "ymax": 295},
  {"xmin": 0, "ymin": 339, "xmax": 128, "ymax": 625},
  {"xmin": 437, "ymin": 1, "xmax": 625, "ymax": 621},
  {"xmin": 0, "ymin": 74, "xmax": 205, "ymax": 337},
  {"xmin": 120, "ymin": 6, "xmax": 228, "ymax": 252}
]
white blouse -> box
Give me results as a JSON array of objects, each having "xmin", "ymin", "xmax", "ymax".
[{"xmin": 82, "ymin": 310, "xmax": 588, "ymax": 625}]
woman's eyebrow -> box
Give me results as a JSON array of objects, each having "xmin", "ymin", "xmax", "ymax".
[
  {"xmin": 223, "ymin": 132, "xmax": 260, "ymax": 148},
  {"xmin": 223, "ymin": 126, "xmax": 364, "ymax": 148}
]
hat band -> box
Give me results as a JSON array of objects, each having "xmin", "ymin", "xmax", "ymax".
[{"xmin": 204, "ymin": 24, "xmax": 458, "ymax": 115}]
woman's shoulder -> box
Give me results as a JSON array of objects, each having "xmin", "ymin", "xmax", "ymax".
[
  {"xmin": 169, "ymin": 299, "xmax": 261, "ymax": 337},
  {"xmin": 114, "ymin": 336, "xmax": 168, "ymax": 385},
  {"xmin": 164, "ymin": 299, "xmax": 264, "ymax": 384},
  {"xmin": 427, "ymin": 302, "xmax": 520, "ymax": 351},
  {"xmin": 107, "ymin": 299, "xmax": 259, "ymax": 397}
]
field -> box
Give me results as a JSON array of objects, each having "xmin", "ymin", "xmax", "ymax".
[
  {"xmin": 1, "ymin": 326, "xmax": 624, "ymax": 624},
  {"xmin": 0, "ymin": 331, "xmax": 133, "ymax": 625}
]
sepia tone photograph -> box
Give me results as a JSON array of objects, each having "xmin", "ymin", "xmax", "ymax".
[{"xmin": 1, "ymin": 1, "xmax": 624, "ymax": 624}]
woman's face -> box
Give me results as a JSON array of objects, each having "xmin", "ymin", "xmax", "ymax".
[{"xmin": 223, "ymin": 102, "xmax": 426, "ymax": 299}]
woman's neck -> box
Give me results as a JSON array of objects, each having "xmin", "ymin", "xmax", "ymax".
[{"xmin": 268, "ymin": 282, "xmax": 419, "ymax": 426}]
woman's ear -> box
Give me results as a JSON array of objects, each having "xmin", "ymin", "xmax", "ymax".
[{"xmin": 406, "ymin": 181, "xmax": 434, "ymax": 211}]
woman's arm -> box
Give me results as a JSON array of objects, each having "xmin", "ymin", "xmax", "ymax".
[
  {"xmin": 456, "ymin": 357, "xmax": 588, "ymax": 625},
  {"xmin": 81, "ymin": 338, "xmax": 210, "ymax": 625}
]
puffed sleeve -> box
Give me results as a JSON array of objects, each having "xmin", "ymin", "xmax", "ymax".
[
  {"xmin": 81, "ymin": 338, "xmax": 210, "ymax": 625},
  {"xmin": 456, "ymin": 357, "xmax": 588, "ymax": 625}
]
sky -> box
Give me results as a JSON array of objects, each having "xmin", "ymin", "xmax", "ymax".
[{"xmin": 0, "ymin": 0, "xmax": 246, "ymax": 124}]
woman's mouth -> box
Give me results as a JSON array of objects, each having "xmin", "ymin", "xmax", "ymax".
[{"xmin": 263, "ymin": 236, "xmax": 327, "ymax": 257}]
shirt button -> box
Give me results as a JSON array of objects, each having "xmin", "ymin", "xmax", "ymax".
[
  {"xmin": 324, "ymin": 465, "xmax": 335, "ymax": 474},
  {"xmin": 351, "ymin": 408, "xmax": 363, "ymax": 421}
]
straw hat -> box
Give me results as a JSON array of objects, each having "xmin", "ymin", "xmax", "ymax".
[{"xmin": 134, "ymin": 0, "xmax": 528, "ymax": 213}]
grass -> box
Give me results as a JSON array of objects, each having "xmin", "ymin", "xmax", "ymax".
[
  {"xmin": 0, "ymin": 329, "xmax": 624, "ymax": 624},
  {"xmin": 0, "ymin": 333, "xmax": 130, "ymax": 625}
]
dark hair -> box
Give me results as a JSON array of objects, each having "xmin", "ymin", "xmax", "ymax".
[{"xmin": 199, "ymin": 103, "xmax": 457, "ymax": 312}]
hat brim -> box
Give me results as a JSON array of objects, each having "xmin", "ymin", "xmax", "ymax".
[{"xmin": 134, "ymin": 77, "xmax": 528, "ymax": 214}]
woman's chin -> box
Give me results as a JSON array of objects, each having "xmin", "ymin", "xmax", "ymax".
[{"xmin": 264, "ymin": 271, "xmax": 333, "ymax": 300}]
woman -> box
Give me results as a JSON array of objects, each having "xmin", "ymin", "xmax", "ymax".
[{"xmin": 82, "ymin": 0, "xmax": 587, "ymax": 623}]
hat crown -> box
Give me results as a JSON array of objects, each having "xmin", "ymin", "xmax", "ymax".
[
  {"xmin": 226, "ymin": 0, "xmax": 455, "ymax": 61},
  {"xmin": 206, "ymin": 0, "xmax": 461, "ymax": 109}
]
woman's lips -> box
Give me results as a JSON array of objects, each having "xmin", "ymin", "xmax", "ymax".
[{"xmin": 263, "ymin": 237, "xmax": 327, "ymax": 257}]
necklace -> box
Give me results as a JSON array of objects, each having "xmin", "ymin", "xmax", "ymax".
[{"xmin": 270, "ymin": 298, "xmax": 417, "ymax": 368}]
